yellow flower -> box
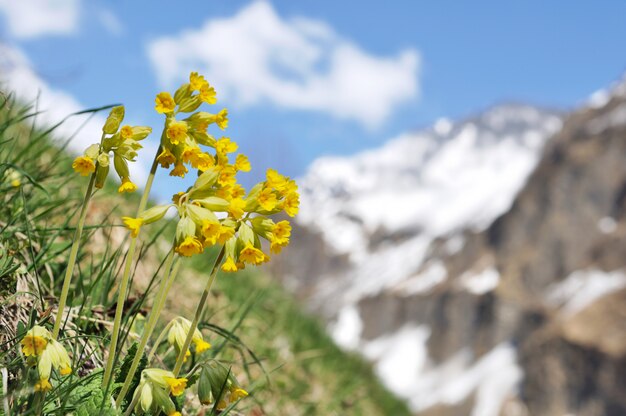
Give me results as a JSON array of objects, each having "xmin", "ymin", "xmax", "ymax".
[
  {"xmin": 201, "ymin": 220, "xmax": 221, "ymax": 245},
  {"xmin": 168, "ymin": 317, "xmax": 211, "ymax": 362},
  {"xmin": 227, "ymin": 197, "xmax": 246, "ymax": 219},
  {"xmin": 235, "ymin": 154, "xmax": 251, "ymax": 172},
  {"xmin": 221, "ymin": 256, "xmax": 238, "ymax": 273},
  {"xmin": 258, "ymin": 187, "xmax": 277, "ymax": 211},
  {"xmin": 199, "ymin": 84, "xmax": 217, "ymax": 104},
  {"xmin": 122, "ymin": 217, "xmax": 144, "ymax": 238},
  {"xmin": 230, "ymin": 184, "xmax": 246, "ymax": 199},
  {"xmin": 189, "ymin": 72, "xmax": 208, "ymax": 91},
  {"xmin": 194, "ymin": 338, "xmax": 211, "ymax": 354},
  {"xmin": 217, "ymin": 226, "xmax": 235, "ymax": 244},
  {"xmin": 266, "ymin": 168, "xmax": 288, "ymax": 191},
  {"xmin": 217, "ymin": 166, "xmax": 237, "ymax": 187},
  {"xmin": 166, "ymin": 121, "xmax": 188, "ymax": 145},
  {"xmin": 35, "ymin": 378, "xmax": 52, "ymax": 392},
  {"xmin": 157, "ymin": 147, "xmax": 177, "ymax": 168},
  {"xmin": 21, "ymin": 326, "xmax": 49, "ymax": 357},
  {"xmin": 155, "ymin": 92, "xmax": 176, "ymax": 114},
  {"xmin": 214, "ymin": 108, "xmax": 228, "ymax": 130},
  {"xmin": 283, "ymin": 192, "xmax": 300, "ymax": 217},
  {"xmin": 176, "ymin": 236, "xmax": 203, "ymax": 257},
  {"xmin": 120, "ymin": 125, "xmax": 134, "ymax": 140},
  {"xmin": 118, "ymin": 177, "xmax": 138, "ymax": 193},
  {"xmin": 170, "ymin": 162, "xmax": 188, "ymax": 178},
  {"xmin": 239, "ymin": 243, "xmax": 265, "ymax": 265},
  {"xmin": 216, "ymin": 137, "xmax": 238, "ymax": 155},
  {"xmin": 272, "ymin": 220, "xmax": 292, "ymax": 243},
  {"xmin": 165, "ymin": 377, "xmax": 188, "ymax": 396},
  {"xmin": 230, "ymin": 387, "xmax": 248, "ymax": 401},
  {"xmin": 72, "ymin": 156, "xmax": 96, "ymax": 176},
  {"xmin": 193, "ymin": 152, "xmax": 214, "ymax": 171}
]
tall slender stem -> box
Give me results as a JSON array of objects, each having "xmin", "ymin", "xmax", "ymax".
[
  {"xmin": 147, "ymin": 320, "xmax": 174, "ymax": 361},
  {"xmin": 172, "ymin": 247, "xmax": 225, "ymax": 376},
  {"xmin": 52, "ymin": 172, "xmax": 96, "ymax": 339},
  {"xmin": 115, "ymin": 254, "xmax": 181, "ymax": 407},
  {"xmin": 102, "ymin": 144, "xmax": 162, "ymax": 388}
]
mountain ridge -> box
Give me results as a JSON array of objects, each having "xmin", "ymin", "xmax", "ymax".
[{"xmin": 274, "ymin": 74, "xmax": 626, "ymax": 415}]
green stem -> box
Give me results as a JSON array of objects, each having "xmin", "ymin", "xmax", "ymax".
[
  {"xmin": 122, "ymin": 391, "xmax": 140, "ymax": 416},
  {"xmin": 52, "ymin": 171, "xmax": 96, "ymax": 339},
  {"xmin": 172, "ymin": 247, "xmax": 225, "ymax": 376},
  {"xmin": 102, "ymin": 144, "xmax": 162, "ymax": 388},
  {"xmin": 147, "ymin": 320, "xmax": 174, "ymax": 361},
  {"xmin": 115, "ymin": 253, "xmax": 181, "ymax": 407}
]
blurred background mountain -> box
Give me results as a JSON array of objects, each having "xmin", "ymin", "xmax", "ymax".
[{"xmin": 274, "ymin": 76, "xmax": 626, "ymax": 415}]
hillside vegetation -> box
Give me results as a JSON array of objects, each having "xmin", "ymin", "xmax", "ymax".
[{"xmin": 0, "ymin": 94, "xmax": 410, "ymax": 415}]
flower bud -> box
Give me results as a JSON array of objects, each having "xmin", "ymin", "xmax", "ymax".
[
  {"xmin": 95, "ymin": 164, "xmax": 109, "ymax": 189},
  {"xmin": 198, "ymin": 367, "xmax": 215, "ymax": 405},
  {"xmin": 177, "ymin": 95, "xmax": 202, "ymax": 113},
  {"xmin": 176, "ymin": 216, "xmax": 196, "ymax": 242},
  {"xmin": 174, "ymin": 83, "xmax": 191, "ymax": 104},
  {"xmin": 113, "ymin": 153, "xmax": 130, "ymax": 179},
  {"xmin": 186, "ymin": 203, "xmax": 218, "ymax": 224},
  {"xmin": 194, "ymin": 196, "xmax": 230, "ymax": 211},
  {"xmin": 130, "ymin": 126, "xmax": 152, "ymax": 141},
  {"xmin": 103, "ymin": 105, "xmax": 125, "ymax": 134},
  {"xmin": 192, "ymin": 169, "xmax": 219, "ymax": 192},
  {"xmin": 237, "ymin": 223, "xmax": 255, "ymax": 245},
  {"xmin": 140, "ymin": 204, "xmax": 172, "ymax": 224}
]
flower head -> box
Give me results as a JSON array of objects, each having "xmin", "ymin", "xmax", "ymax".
[
  {"xmin": 72, "ymin": 156, "xmax": 96, "ymax": 176},
  {"xmin": 122, "ymin": 217, "xmax": 144, "ymax": 238},
  {"xmin": 118, "ymin": 177, "xmax": 138, "ymax": 193},
  {"xmin": 155, "ymin": 92, "xmax": 176, "ymax": 114}
]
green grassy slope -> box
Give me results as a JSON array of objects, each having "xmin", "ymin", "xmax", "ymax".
[{"xmin": 0, "ymin": 96, "xmax": 410, "ymax": 415}]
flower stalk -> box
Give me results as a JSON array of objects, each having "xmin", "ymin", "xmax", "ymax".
[
  {"xmin": 102, "ymin": 141, "xmax": 163, "ymax": 388},
  {"xmin": 115, "ymin": 252, "xmax": 181, "ymax": 407},
  {"xmin": 52, "ymin": 169, "xmax": 97, "ymax": 339},
  {"xmin": 173, "ymin": 247, "xmax": 225, "ymax": 376}
]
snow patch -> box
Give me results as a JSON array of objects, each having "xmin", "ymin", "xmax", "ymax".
[
  {"xmin": 444, "ymin": 234, "xmax": 465, "ymax": 255},
  {"xmin": 363, "ymin": 325, "xmax": 431, "ymax": 397},
  {"xmin": 588, "ymin": 88, "xmax": 611, "ymax": 109},
  {"xmin": 545, "ymin": 268, "xmax": 626, "ymax": 316},
  {"xmin": 460, "ymin": 267, "xmax": 500, "ymax": 295},
  {"xmin": 394, "ymin": 261, "xmax": 447, "ymax": 295},
  {"xmin": 364, "ymin": 333, "xmax": 522, "ymax": 416},
  {"xmin": 597, "ymin": 216, "xmax": 617, "ymax": 234},
  {"xmin": 330, "ymin": 304, "xmax": 363, "ymax": 350},
  {"xmin": 587, "ymin": 102, "xmax": 626, "ymax": 135}
]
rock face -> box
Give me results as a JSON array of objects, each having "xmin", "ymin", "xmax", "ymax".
[{"xmin": 273, "ymin": 76, "xmax": 626, "ymax": 415}]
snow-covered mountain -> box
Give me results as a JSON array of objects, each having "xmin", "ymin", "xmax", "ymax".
[
  {"xmin": 274, "ymin": 74, "xmax": 626, "ymax": 416},
  {"xmin": 296, "ymin": 104, "xmax": 562, "ymax": 313}
]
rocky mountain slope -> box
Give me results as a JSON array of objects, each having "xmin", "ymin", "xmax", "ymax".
[{"xmin": 274, "ymin": 76, "xmax": 626, "ymax": 415}]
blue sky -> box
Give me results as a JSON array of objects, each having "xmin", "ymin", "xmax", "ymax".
[{"xmin": 1, "ymin": 0, "xmax": 625, "ymax": 199}]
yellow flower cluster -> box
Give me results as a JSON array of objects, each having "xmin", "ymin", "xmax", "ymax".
[
  {"xmin": 21, "ymin": 326, "xmax": 72, "ymax": 392},
  {"xmin": 71, "ymin": 106, "xmax": 152, "ymax": 192},
  {"xmin": 153, "ymin": 72, "xmax": 231, "ymax": 178},
  {"xmin": 167, "ymin": 317, "xmax": 211, "ymax": 362},
  {"xmin": 122, "ymin": 161, "xmax": 299, "ymax": 266},
  {"xmin": 133, "ymin": 369, "xmax": 187, "ymax": 416},
  {"xmin": 122, "ymin": 73, "xmax": 299, "ymax": 268}
]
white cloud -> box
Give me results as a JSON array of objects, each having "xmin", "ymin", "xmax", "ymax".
[
  {"xmin": 0, "ymin": 44, "xmax": 150, "ymax": 183},
  {"xmin": 147, "ymin": 1, "xmax": 420, "ymax": 129},
  {"xmin": 0, "ymin": 0, "xmax": 80, "ymax": 39}
]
